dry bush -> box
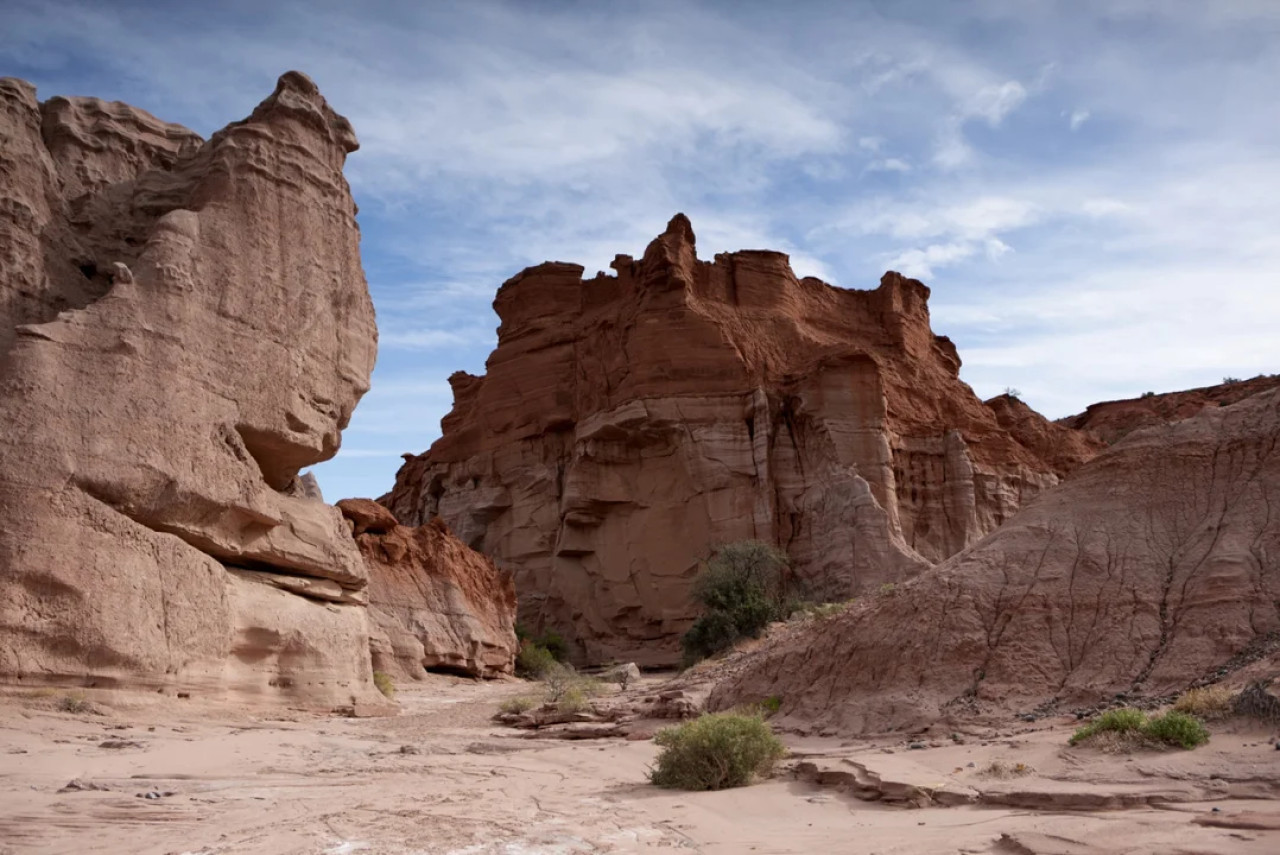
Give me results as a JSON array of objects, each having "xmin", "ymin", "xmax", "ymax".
[
  {"xmin": 980, "ymin": 760, "xmax": 1034, "ymax": 778},
  {"xmin": 1173, "ymin": 686, "xmax": 1235, "ymax": 720}
]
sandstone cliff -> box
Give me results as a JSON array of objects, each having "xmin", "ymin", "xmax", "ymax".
[
  {"xmin": 0, "ymin": 73, "xmax": 384, "ymax": 706},
  {"xmin": 1060, "ymin": 375, "xmax": 1280, "ymax": 445},
  {"xmin": 709, "ymin": 388, "xmax": 1280, "ymax": 734},
  {"xmin": 338, "ymin": 499, "xmax": 518, "ymax": 679},
  {"xmin": 386, "ymin": 215, "xmax": 1098, "ymax": 665}
]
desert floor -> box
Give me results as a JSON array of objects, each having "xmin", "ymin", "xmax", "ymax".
[{"xmin": 2, "ymin": 675, "xmax": 1278, "ymax": 854}]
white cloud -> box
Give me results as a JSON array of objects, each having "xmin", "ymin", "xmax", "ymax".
[
  {"xmin": 965, "ymin": 81, "xmax": 1028, "ymax": 126},
  {"xmin": 867, "ymin": 157, "xmax": 912, "ymax": 173},
  {"xmin": 1069, "ymin": 108, "xmax": 1091, "ymax": 130}
]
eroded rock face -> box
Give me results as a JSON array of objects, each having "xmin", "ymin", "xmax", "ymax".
[
  {"xmin": 337, "ymin": 503, "xmax": 518, "ymax": 680},
  {"xmin": 709, "ymin": 389, "xmax": 1280, "ymax": 734},
  {"xmin": 0, "ymin": 73, "xmax": 381, "ymax": 706},
  {"xmin": 386, "ymin": 215, "xmax": 1096, "ymax": 665}
]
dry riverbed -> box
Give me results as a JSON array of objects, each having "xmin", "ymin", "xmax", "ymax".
[{"xmin": 2, "ymin": 676, "xmax": 1278, "ymax": 854}]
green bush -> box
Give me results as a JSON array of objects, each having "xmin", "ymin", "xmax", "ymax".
[
  {"xmin": 1070, "ymin": 707, "xmax": 1208, "ymax": 749},
  {"xmin": 1143, "ymin": 711, "xmax": 1210, "ymax": 749},
  {"xmin": 681, "ymin": 541, "xmax": 790, "ymax": 665},
  {"xmin": 515, "ymin": 625, "xmax": 570, "ymax": 662},
  {"xmin": 649, "ymin": 712, "xmax": 786, "ymax": 791},
  {"xmin": 373, "ymin": 671, "xmax": 395, "ymax": 699},
  {"xmin": 516, "ymin": 643, "xmax": 557, "ymax": 679}
]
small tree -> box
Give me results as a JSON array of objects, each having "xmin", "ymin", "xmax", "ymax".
[{"xmin": 682, "ymin": 541, "xmax": 790, "ymax": 665}]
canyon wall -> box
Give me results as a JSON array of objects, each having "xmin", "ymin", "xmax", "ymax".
[{"xmin": 386, "ymin": 215, "xmax": 1100, "ymax": 665}]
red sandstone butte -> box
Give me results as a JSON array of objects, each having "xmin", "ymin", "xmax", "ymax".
[{"xmin": 385, "ymin": 215, "xmax": 1101, "ymax": 666}]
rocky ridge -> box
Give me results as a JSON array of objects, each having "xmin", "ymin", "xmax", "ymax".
[
  {"xmin": 386, "ymin": 214, "xmax": 1102, "ymax": 665},
  {"xmin": 709, "ymin": 387, "xmax": 1280, "ymax": 734}
]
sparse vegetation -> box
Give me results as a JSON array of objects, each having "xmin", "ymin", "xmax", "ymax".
[
  {"xmin": 1173, "ymin": 685, "xmax": 1235, "ymax": 720},
  {"xmin": 877, "ymin": 582, "xmax": 897, "ymax": 597},
  {"xmin": 498, "ymin": 695, "xmax": 538, "ymax": 715},
  {"xmin": 373, "ymin": 671, "xmax": 395, "ymax": 699},
  {"xmin": 1143, "ymin": 711, "xmax": 1210, "ymax": 749},
  {"xmin": 1223, "ymin": 376, "xmax": 1242, "ymax": 384},
  {"xmin": 649, "ymin": 712, "xmax": 786, "ymax": 791},
  {"xmin": 980, "ymin": 760, "xmax": 1034, "ymax": 778},
  {"xmin": 1003, "ymin": 387, "xmax": 1022, "ymax": 399},
  {"xmin": 542, "ymin": 662, "xmax": 605, "ymax": 711},
  {"xmin": 515, "ymin": 642, "xmax": 558, "ymax": 679},
  {"xmin": 681, "ymin": 541, "xmax": 792, "ymax": 666},
  {"xmin": 56, "ymin": 691, "xmax": 91, "ymax": 714},
  {"xmin": 761, "ymin": 695, "xmax": 782, "ymax": 716},
  {"xmin": 1070, "ymin": 706, "xmax": 1208, "ymax": 750},
  {"xmin": 1141, "ymin": 391, "xmax": 1156, "ymax": 398},
  {"xmin": 514, "ymin": 625, "xmax": 572, "ymax": 678}
]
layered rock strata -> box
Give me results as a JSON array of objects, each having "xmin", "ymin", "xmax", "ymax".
[
  {"xmin": 0, "ymin": 73, "xmax": 381, "ymax": 706},
  {"xmin": 386, "ymin": 215, "xmax": 1099, "ymax": 665},
  {"xmin": 338, "ymin": 499, "xmax": 518, "ymax": 679},
  {"xmin": 710, "ymin": 388, "xmax": 1280, "ymax": 733}
]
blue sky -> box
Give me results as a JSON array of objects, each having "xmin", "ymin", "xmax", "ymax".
[{"xmin": 5, "ymin": 0, "xmax": 1278, "ymax": 501}]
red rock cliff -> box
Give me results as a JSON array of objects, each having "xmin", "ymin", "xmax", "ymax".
[{"xmin": 386, "ymin": 216, "xmax": 1097, "ymax": 666}]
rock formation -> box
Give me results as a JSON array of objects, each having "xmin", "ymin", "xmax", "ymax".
[
  {"xmin": 338, "ymin": 499, "xmax": 518, "ymax": 679},
  {"xmin": 1061, "ymin": 375, "xmax": 1280, "ymax": 445},
  {"xmin": 0, "ymin": 72, "xmax": 384, "ymax": 706},
  {"xmin": 709, "ymin": 388, "xmax": 1280, "ymax": 734},
  {"xmin": 386, "ymin": 215, "xmax": 1098, "ymax": 665}
]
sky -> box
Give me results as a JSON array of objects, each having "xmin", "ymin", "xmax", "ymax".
[{"xmin": 4, "ymin": 0, "xmax": 1278, "ymax": 501}]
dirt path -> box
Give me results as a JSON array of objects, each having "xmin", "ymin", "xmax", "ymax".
[{"xmin": 1, "ymin": 677, "xmax": 1278, "ymax": 854}]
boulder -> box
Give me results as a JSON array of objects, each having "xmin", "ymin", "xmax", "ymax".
[
  {"xmin": 385, "ymin": 215, "xmax": 1102, "ymax": 665},
  {"xmin": 709, "ymin": 388, "xmax": 1280, "ymax": 734}
]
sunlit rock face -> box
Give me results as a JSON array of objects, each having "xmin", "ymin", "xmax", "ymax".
[{"xmin": 0, "ymin": 72, "xmax": 384, "ymax": 706}]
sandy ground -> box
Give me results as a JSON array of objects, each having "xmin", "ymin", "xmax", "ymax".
[{"xmin": 2, "ymin": 677, "xmax": 1279, "ymax": 854}]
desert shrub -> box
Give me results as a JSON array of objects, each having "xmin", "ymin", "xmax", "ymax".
[
  {"xmin": 56, "ymin": 692, "xmax": 91, "ymax": 714},
  {"xmin": 373, "ymin": 671, "xmax": 395, "ymax": 699},
  {"xmin": 516, "ymin": 642, "xmax": 557, "ymax": 679},
  {"xmin": 1232, "ymin": 681, "xmax": 1280, "ymax": 723},
  {"xmin": 1173, "ymin": 686, "xmax": 1235, "ymax": 720},
  {"xmin": 516, "ymin": 625, "xmax": 569, "ymax": 662},
  {"xmin": 980, "ymin": 760, "xmax": 1033, "ymax": 778},
  {"xmin": 498, "ymin": 696, "xmax": 537, "ymax": 715},
  {"xmin": 1140, "ymin": 391, "xmax": 1156, "ymax": 398},
  {"xmin": 649, "ymin": 712, "xmax": 786, "ymax": 791},
  {"xmin": 1223, "ymin": 376, "xmax": 1242, "ymax": 384},
  {"xmin": 761, "ymin": 695, "xmax": 782, "ymax": 716},
  {"xmin": 1069, "ymin": 707, "xmax": 1146, "ymax": 745},
  {"xmin": 1003, "ymin": 387, "xmax": 1022, "ymax": 399},
  {"xmin": 877, "ymin": 582, "xmax": 897, "ymax": 597},
  {"xmin": 1071, "ymin": 707, "xmax": 1208, "ymax": 750},
  {"xmin": 681, "ymin": 541, "xmax": 791, "ymax": 665},
  {"xmin": 541, "ymin": 662, "xmax": 604, "ymax": 705},
  {"xmin": 556, "ymin": 686, "xmax": 592, "ymax": 714},
  {"xmin": 1143, "ymin": 711, "xmax": 1210, "ymax": 749}
]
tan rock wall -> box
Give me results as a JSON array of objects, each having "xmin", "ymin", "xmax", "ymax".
[{"xmin": 0, "ymin": 73, "xmax": 381, "ymax": 707}]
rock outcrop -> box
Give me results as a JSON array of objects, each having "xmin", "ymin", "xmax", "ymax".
[
  {"xmin": 709, "ymin": 388, "xmax": 1280, "ymax": 734},
  {"xmin": 0, "ymin": 73, "xmax": 382, "ymax": 706},
  {"xmin": 1061, "ymin": 375, "xmax": 1280, "ymax": 445},
  {"xmin": 338, "ymin": 499, "xmax": 518, "ymax": 679},
  {"xmin": 386, "ymin": 215, "xmax": 1098, "ymax": 665}
]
